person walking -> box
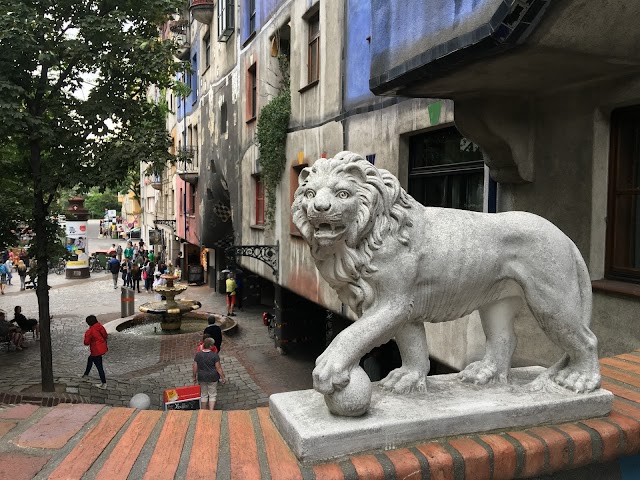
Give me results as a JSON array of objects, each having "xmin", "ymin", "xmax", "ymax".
[
  {"xmin": 192, "ymin": 338, "xmax": 226, "ymax": 410},
  {"xmin": 203, "ymin": 315, "xmax": 223, "ymax": 353},
  {"xmin": 0, "ymin": 261, "xmax": 7, "ymax": 295},
  {"xmin": 131, "ymin": 262, "xmax": 142, "ymax": 293},
  {"xmin": 116, "ymin": 244, "xmax": 123, "ymax": 262},
  {"xmin": 17, "ymin": 260, "xmax": 27, "ymax": 291},
  {"xmin": 4, "ymin": 257, "xmax": 13, "ymax": 286},
  {"xmin": 225, "ymin": 273, "xmax": 237, "ymax": 316},
  {"xmin": 107, "ymin": 254, "xmax": 121, "ymax": 289},
  {"xmin": 82, "ymin": 315, "xmax": 108, "ymax": 389}
]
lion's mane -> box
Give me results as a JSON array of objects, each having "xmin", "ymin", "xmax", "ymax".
[{"xmin": 292, "ymin": 152, "xmax": 413, "ymax": 315}]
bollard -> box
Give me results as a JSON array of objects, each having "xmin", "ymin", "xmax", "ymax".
[{"xmin": 121, "ymin": 287, "xmax": 135, "ymax": 318}]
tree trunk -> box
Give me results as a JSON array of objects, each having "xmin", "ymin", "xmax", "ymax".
[{"xmin": 31, "ymin": 143, "xmax": 54, "ymax": 392}]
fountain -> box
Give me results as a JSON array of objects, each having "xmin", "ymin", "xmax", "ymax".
[{"xmin": 138, "ymin": 271, "xmax": 202, "ymax": 331}]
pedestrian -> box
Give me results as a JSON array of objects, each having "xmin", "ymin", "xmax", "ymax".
[
  {"xmin": 147, "ymin": 250, "xmax": 155, "ymax": 263},
  {"xmin": 11, "ymin": 306, "xmax": 39, "ymax": 339},
  {"xmin": 124, "ymin": 241, "xmax": 134, "ymax": 260},
  {"xmin": 17, "ymin": 259, "xmax": 27, "ymax": 290},
  {"xmin": 203, "ymin": 315, "xmax": 223, "ymax": 352},
  {"xmin": 144, "ymin": 260, "xmax": 155, "ymax": 292},
  {"xmin": 107, "ymin": 254, "xmax": 121, "ymax": 289},
  {"xmin": 192, "ymin": 338, "xmax": 226, "ymax": 410},
  {"xmin": 131, "ymin": 262, "xmax": 142, "ymax": 293},
  {"xmin": 108, "ymin": 243, "xmax": 116, "ymax": 255},
  {"xmin": 175, "ymin": 251, "xmax": 183, "ymax": 270},
  {"xmin": 120, "ymin": 259, "xmax": 131, "ymax": 287},
  {"xmin": 4, "ymin": 257, "xmax": 13, "ymax": 285},
  {"xmin": 0, "ymin": 261, "xmax": 7, "ymax": 295},
  {"xmin": 225, "ymin": 273, "xmax": 237, "ymax": 316},
  {"xmin": 116, "ymin": 244, "xmax": 123, "ymax": 262},
  {"xmin": 82, "ymin": 315, "xmax": 108, "ymax": 389}
]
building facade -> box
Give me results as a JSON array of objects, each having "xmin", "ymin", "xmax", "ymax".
[{"xmin": 152, "ymin": 0, "xmax": 638, "ymax": 374}]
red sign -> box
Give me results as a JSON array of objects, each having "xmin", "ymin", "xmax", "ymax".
[{"xmin": 164, "ymin": 386, "xmax": 201, "ymax": 410}]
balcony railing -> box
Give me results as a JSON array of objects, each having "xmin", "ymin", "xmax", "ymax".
[
  {"xmin": 176, "ymin": 146, "xmax": 199, "ymax": 184},
  {"xmin": 169, "ymin": 20, "xmax": 190, "ymax": 60}
]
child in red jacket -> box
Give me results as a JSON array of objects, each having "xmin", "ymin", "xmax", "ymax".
[{"xmin": 82, "ymin": 315, "xmax": 108, "ymax": 389}]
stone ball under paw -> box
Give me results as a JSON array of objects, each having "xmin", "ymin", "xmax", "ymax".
[
  {"xmin": 324, "ymin": 366, "xmax": 372, "ymax": 417},
  {"xmin": 129, "ymin": 393, "xmax": 151, "ymax": 410}
]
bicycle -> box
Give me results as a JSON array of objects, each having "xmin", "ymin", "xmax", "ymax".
[{"xmin": 89, "ymin": 256, "xmax": 103, "ymax": 272}]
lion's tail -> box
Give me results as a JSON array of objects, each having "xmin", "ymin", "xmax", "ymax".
[{"xmin": 572, "ymin": 243, "xmax": 593, "ymax": 328}]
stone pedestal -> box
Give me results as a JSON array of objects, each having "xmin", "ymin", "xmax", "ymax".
[{"xmin": 269, "ymin": 367, "xmax": 613, "ymax": 464}]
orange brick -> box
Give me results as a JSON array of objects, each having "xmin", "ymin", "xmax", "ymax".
[
  {"xmin": 581, "ymin": 419, "xmax": 623, "ymax": 461},
  {"xmin": 50, "ymin": 408, "xmax": 134, "ymax": 480},
  {"xmin": 0, "ymin": 453, "xmax": 50, "ymax": 479},
  {"xmin": 351, "ymin": 455, "xmax": 385, "ymax": 480},
  {"xmin": 601, "ymin": 366, "xmax": 640, "ymax": 388},
  {"xmin": 448, "ymin": 437, "xmax": 490, "ymax": 480},
  {"xmin": 554, "ymin": 424, "xmax": 592, "ymax": 468},
  {"xmin": 479, "ymin": 434, "xmax": 516, "ymax": 480},
  {"xmin": 603, "ymin": 380, "xmax": 640, "ymax": 405},
  {"xmin": 601, "ymin": 358, "xmax": 640, "ymax": 376},
  {"xmin": 605, "ymin": 411, "xmax": 640, "ymax": 455},
  {"xmin": 415, "ymin": 443, "xmax": 454, "ymax": 480},
  {"xmin": 185, "ymin": 410, "xmax": 223, "ymax": 480},
  {"xmin": 256, "ymin": 408, "xmax": 302, "ymax": 480},
  {"xmin": 616, "ymin": 353, "xmax": 640, "ymax": 366},
  {"xmin": 97, "ymin": 410, "xmax": 162, "ymax": 480},
  {"xmin": 506, "ymin": 431, "xmax": 545, "ymax": 477},
  {"xmin": 143, "ymin": 411, "xmax": 192, "ymax": 480},
  {"xmin": 227, "ymin": 410, "xmax": 261, "ymax": 480},
  {"xmin": 613, "ymin": 398, "xmax": 640, "ymax": 419},
  {"xmin": 530, "ymin": 425, "xmax": 573, "ymax": 473},
  {"xmin": 385, "ymin": 449, "xmax": 422, "ymax": 480},
  {"xmin": 0, "ymin": 404, "xmax": 39, "ymax": 420},
  {"xmin": 313, "ymin": 463, "xmax": 344, "ymax": 480},
  {"xmin": 0, "ymin": 422, "xmax": 16, "ymax": 438}
]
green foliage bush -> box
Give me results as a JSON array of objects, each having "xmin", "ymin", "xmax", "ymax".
[{"xmin": 256, "ymin": 56, "xmax": 291, "ymax": 226}]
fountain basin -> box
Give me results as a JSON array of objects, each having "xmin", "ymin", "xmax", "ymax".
[{"xmin": 116, "ymin": 312, "xmax": 238, "ymax": 336}]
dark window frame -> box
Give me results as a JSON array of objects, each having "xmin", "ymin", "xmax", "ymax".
[
  {"xmin": 606, "ymin": 106, "xmax": 640, "ymax": 283},
  {"xmin": 247, "ymin": 62, "xmax": 257, "ymax": 121},
  {"xmin": 255, "ymin": 175, "xmax": 265, "ymax": 225},
  {"xmin": 218, "ymin": 0, "xmax": 234, "ymax": 42},
  {"xmin": 203, "ymin": 33, "xmax": 211, "ymax": 70},
  {"xmin": 408, "ymin": 126, "xmax": 485, "ymax": 212},
  {"xmin": 220, "ymin": 101, "xmax": 228, "ymax": 135},
  {"xmin": 307, "ymin": 11, "xmax": 320, "ymax": 84},
  {"xmin": 248, "ymin": 0, "xmax": 256, "ymax": 35}
]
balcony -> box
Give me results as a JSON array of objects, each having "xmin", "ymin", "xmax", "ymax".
[
  {"xmin": 150, "ymin": 175, "xmax": 163, "ymax": 191},
  {"xmin": 176, "ymin": 146, "xmax": 199, "ymax": 185},
  {"xmin": 169, "ymin": 20, "xmax": 190, "ymax": 61},
  {"xmin": 190, "ymin": 0, "xmax": 214, "ymax": 25}
]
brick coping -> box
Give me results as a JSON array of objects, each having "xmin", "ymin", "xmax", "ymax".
[{"xmin": 0, "ymin": 352, "xmax": 639, "ymax": 479}]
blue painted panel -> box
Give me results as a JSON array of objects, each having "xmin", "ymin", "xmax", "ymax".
[
  {"xmin": 345, "ymin": 0, "xmax": 374, "ymax": 105},
  {"xmin": 620, "ymin": 455, "xmax": 640, "ymax": 479},
  {"xmin": 370, "ymin": 0, "xmax": 502, "ymax": 80}
]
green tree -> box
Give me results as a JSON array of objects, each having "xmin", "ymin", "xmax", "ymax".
[
  {"xmin": 84, "ymin": 189, "xmax": 120, "ymax": 218},
  {"xmin": 0, "ymin": 0, "xmax": 182, "ymax": 391}
]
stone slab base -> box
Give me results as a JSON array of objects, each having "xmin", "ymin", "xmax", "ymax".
[{"xmin": 269, "ymin": 367, "xmax": 613, "ymax": 463}]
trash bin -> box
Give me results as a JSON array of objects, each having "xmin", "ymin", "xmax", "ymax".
[
  {"xmin": 121, "ymin": 287, "xmax": 135, "ymax": 318},
  {"xmin": 95, "ymin": 251, "xmax": 108, "ymax": 269}
]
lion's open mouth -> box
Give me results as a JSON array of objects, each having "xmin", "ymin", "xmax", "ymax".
[{"xmin": 314, "ymin": 223, "xmax": 347, "ymax": 239}]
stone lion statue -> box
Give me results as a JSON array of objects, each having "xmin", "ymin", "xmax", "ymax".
[{"xmin": 292, "ymin": 151, "xmax": 601, "ymax": 406}]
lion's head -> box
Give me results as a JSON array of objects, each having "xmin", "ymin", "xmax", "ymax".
[{"xmin": 291, "ymin": 151, "xmax": 413, "ymax": 315}]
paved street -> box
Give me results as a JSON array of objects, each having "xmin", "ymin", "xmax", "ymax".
[{"xmin": 0, "ymin": 237, "xmax": 315, "ymax": 410}]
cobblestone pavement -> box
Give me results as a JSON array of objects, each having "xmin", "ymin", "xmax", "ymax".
[{"xmin": 0, "ymin": 272, "xmax": 315, "ymax": 410}]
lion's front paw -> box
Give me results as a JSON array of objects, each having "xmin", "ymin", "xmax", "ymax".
[
  {"xmin": 313, "ymin": 355, "xmax": 350, "ymax": 395},
  {"xmin": 380, "ymin": 367, "xmax": 427, "ymax": 394},
  {"xmin": 459, "ymin": 360, "xmax": 508, "ymax": 385}
]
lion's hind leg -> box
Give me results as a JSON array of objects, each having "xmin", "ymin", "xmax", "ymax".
[
  {"xmin": 459, "ymin": 296, "xmax": 522, "ymax": 385},
  {"xmin": 380, "ymin": 322, "xmax": 429, "ymax": 394}
]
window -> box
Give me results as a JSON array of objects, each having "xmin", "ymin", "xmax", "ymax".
[
  {"xmin": 606, "ymin": 106, "xmax": 640, "ymax": 283},
  {"xmin": 203, "ymin": 33, "xmax": 210, "ymax": 70},
  {"xmin": 290, "ymin": 163, "xmax": 308, "ymax": 234},
  {"xmin": 408, "ymin": 126, "xmax": 484, "ymax": 211},
  {"xmin": 191, "ymin": 54, "xmax": 198, "ymax": 103},
  {"xmin": 190, "ymin": 184, "xmax": 196, "ymax": 215},
  {"xmin": 248, "ymin": 0, "xmax": 256, "ymax": 35},
  {"xmin": 255, "ymin": 176, "xmax": 265, "ymax": 225},
  {"xmin": 307, "ymin": 11, "xmax": 320, "ymax": 84},
  {"xmin": 247, "ymin": 63, "xmax": 257, "ymax": 120},
  {"xmin": 218, "ymin": 0, "xmax": 234, "ymax": 42},
  {"xmin": 220, "ymin": 101, "xmax": 228, "ymax": 134}
]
